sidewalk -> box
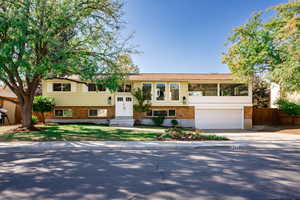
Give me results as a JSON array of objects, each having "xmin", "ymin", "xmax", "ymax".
[{"xmin": 1, "ymin": 140, "xmax": 300, "ymax": 152}]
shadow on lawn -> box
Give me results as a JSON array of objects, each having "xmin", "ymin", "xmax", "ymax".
[
  {"xmin": 0, "ymin": 149, "xmax": 300, "ymax": 199},
  {"xmin": 0, "ymin": 124, "xmax": 160, "ymax": 141}
]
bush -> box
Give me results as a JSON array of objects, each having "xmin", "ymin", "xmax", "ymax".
[
  {"xmin": 159, "ymin": 128, "xmax": 229, "ymax": 141},
  {"xmin": 171, "ymin": 119, "xmax": 178, "ymax": 127},
  {"xmin": 32, "ymin": 116, "xmax": 38, "ymax": 124},
  {"xmin": 151, "ymin": 116, "xmax": 165, "ymax": 126},
  {"xmin": 33, "ymin": 96, "xmax": 55, "ymax": 123},
  {"xmin": 276, "ymin": 99, "xmax": 300, "ymax": 116}
]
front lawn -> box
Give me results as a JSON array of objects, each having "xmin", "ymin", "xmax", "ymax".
[
  {"xmin": 0, "ymin": 124, "xmax": 161, "ymax": 141},
  {"xmin": 0, "ymin": 124, "xmax": 229, "ymax": 142}
]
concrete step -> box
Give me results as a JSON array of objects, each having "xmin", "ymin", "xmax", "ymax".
[{"xmin": 109, "ymin": 118, "xmax": 135, "ymax": 127}]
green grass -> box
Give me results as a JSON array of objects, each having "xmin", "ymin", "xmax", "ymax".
[{"xmin": 0, "ymin": 124, "xmax": 161, "ymax": 142}]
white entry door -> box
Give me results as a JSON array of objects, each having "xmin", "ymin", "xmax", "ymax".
[
  {"xmin": 116, "ymin": 96, "xmax": 133, "ymax": 117},
  {"xmin": 195, "ymin": 108, "xmax": 243, "ymax": 129}
]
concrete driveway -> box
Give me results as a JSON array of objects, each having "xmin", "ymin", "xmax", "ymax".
[{"xmin": 1, "ymin": 148, "xmax": 300, "ymax": 200}]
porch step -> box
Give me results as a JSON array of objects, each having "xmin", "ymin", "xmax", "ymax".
[{"xmin": 109, "ymin": 117, "xmax": 134, "ymax": 127}]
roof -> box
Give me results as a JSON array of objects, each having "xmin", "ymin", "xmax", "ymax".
[
  {"xmin": 0, "ymin": 86, "xmax": 17, "ymax": 98},
  {"xmin": 128, "ymin": 73, "xmax": 233, "ymax": 81}
]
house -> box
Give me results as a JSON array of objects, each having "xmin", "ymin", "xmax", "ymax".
[
  {"xmin": 42, "ymin": 73, "xmax": 253, "ymax": 129},
  {"xmin": 270, "ymin": 83, "xmax": 300, "ymax": 108},
  {"xmin": 0, "ymin": 86, "xmax": 21, "ymax": 125}
]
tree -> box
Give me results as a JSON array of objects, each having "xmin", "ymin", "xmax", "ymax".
[
  {"xmin": 117, "ymin": 54, "xmax": 139, "ymax": 74},
  {"xmin": 223, "ymin": 1, "xmax": 300, "ymax": 91},
  {"xmin": 32, "ymin": 96, "xmax": 55, "ymax": 124},
  {"xmin": 252, "ymin": 77, "xmax": 270, "ymax": 108},
  {"xmin": 0, "ymin": 0, "xmax": 132, "ymax": 129},
  {"xmin": 131, "ymin": 88, "xmax": 151, "ymax": 125}
]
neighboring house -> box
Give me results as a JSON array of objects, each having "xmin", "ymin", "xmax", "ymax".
[
  {"xmin": 42, "ymin": 73, "xmax": 253, "ymax": 129},
  {"xmin": 270, "ymin": 83, "xmax": 300, "ymax": 108},
  {"xmin": 0, "ymin": 86, "xmax": 21, "ymax": 125}
]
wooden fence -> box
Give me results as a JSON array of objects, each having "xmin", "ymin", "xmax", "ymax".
[{"xmin": 253, "ymin": 108, "xmax": 300, "ymax": 126}]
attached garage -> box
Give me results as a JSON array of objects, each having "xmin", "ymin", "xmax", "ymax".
[{"xmin": 195, "ymin": 108, "xmax": 243, "ymax": 129}]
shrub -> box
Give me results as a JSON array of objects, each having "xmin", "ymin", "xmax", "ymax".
[
  {"xmin": 152, "ymin": 116, "xmax": 165, "ymax": 126},
  {"xmin": 33, "ymin": 96, "xmax": 55, "ymax": 123},
  {"xmin": 159, "ymin": 128, "xmax": 229, "ymax": 141},
  {"xmin": 32, "ymin": 116, "xmax": 38, "ymax": 124},
  {"xmin": 276, "ymin": 99, "xmax": 300, "ymax": 116},
  {"xmin": 171, "ymin": 119, "xmax": 178, "ymax": 127}
]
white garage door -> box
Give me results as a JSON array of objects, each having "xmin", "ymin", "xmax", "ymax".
[{"xmin": 195, "ymin": 109, "xmax": 243, "ymax": 129}]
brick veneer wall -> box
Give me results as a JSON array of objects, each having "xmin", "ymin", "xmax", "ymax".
[
  {"xmin": 244, "ymin": 106, "xmax": 253, "ymax": 129},
  {"xmin": 45, "ymin": 106, "xmax": 115, "ymax": 120},
  {"xmin": 134, "ymin": 106, "xmax": 195, "ymax": 120}
]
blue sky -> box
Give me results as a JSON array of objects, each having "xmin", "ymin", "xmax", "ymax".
[{"xmin": 123, "ymin": 0, "xmax": 287, "ymax": 73}]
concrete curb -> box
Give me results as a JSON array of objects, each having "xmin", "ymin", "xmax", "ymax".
[{"xmin": 1, "ymin": 141, "xmax": 300, "ymax": 152}]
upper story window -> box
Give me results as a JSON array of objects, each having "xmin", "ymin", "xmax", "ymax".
[
  {"xmin": 142, "ymin": 83, "xmax": 152, "ymax": 100},
  {"xmin": 170, "ymin": 83, "xmax": 179, "ymax": 101},
  {"xmin": 156, "ymin": 83, "xmax": 165, "ymax": 101},
  {"xmin": 118, "ymin": 83, "xmax": 131, "ymax": 92},
  {"xmin": 220, "ymin": 84, "xmax": 248, "ymax": 96},
  {"xmin": 88, "ymin": 83, "xmax": 106, "ymax": 92},
  {"xmin": 53, "ymin": 83, "xmax": 71, "ymax": 92},
  {"xmin": 188, "ymin": 84, "xmax": 218, "ymax": 96}
]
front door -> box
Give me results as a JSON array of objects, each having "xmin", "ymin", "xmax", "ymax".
[{"xmin": 116, "ymin": 96, "xmax": 133, "ymax": 117}]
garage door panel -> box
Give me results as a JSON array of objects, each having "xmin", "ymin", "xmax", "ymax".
[{"xmin": 195, "ymin": 109, "xmax": 243, "ymax": 129}]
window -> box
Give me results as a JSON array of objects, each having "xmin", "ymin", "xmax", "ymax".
[
  {"xmin": 147, "ymin": 109, "xmax": 176, "ymax": 117},
  {"xmin": 118, "ymin": 84, "xmax": 131, "ymax": 92},
  {"xmin": 88, "ymin": 83, "xmax": 106, "ymax": 92},
  {"xmin": 220, "ymin": 84, "xmax": 248, "ymax": 96},
  {"xmin": 53, "ymin": 83, "xmax": 71, "ymax": 92},
  {"xmin": 153, "ymin": 110, "xmax": 168, "ymax": 117},
  {"xmin": 54, "ymin": 109, "xmax": 72, "ymax": 117},
  {"xmin": 117, "ymin": 97, "xmax": 123, "ymax": 102},
  {"xmin": 142, "ymin": 83, "xmax": 152, "ymax": 100},
  {"xmin": 126, "ymin": 97, "xmax": 132, "ymax": 102},
  {"xmin": 168, "ymin": 110, "xmax": 176, "ymax": 117},
  {"xmin": 156, "ymin": 83, "xmax": 165, "ymax": 101},
  {"xmin": 188, "ymin": 84, "xmax": 218, "ymax": 96},
  {"xmin": 88, "ymin": 109, "xmax": 107, "ymax": 117},
  {"xmin": 170, "ymin": 83, "xmax": 179, "ymax": 101}
]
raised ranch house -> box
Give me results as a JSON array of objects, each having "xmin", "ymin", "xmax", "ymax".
[{"xmin": 42, "ymin": 73, "xmax": 253, "ymax": 129}]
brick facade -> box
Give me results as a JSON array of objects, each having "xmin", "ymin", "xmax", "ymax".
[
  {"xmin": 45, "ymin": 106, "xmax": 115, "ymax": 120},
  {"xmin": 244, "ymin": 106, "xmax": 253, "ymax": 129},
  {"xmin": 134, "ymin": 106, "xmax": 195, "ymax": 120}
]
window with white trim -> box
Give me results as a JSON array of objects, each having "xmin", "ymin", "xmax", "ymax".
[
  {"xmin": 118, "ymin": 84, "xmax": 131, "ymax": 92},
  {"xmin": 54, "ymin": 109, "xmax": 72, "ymax": 117},
  {"xmin": 146, "ymin": 109, "xmax": 176, "ymax": 117},
  {"xmin": 156, "ymin": 83, "xmax": 165, "ymax": 101},
  {"xmin": 188, "ymin": 84, "xmax": 218, "ymax": 96},
  {"xmin": 220, "ymin": 84, "xmax": 248, "ymax": 96},
  {"xmin": 53, "ymin": 83, "xmax": 71, "ymax": 92},
  {"xmin": 88, "ymin": 109, "xmax": 107, "ymax": 117},
  {"xmin": 88, "ymin": 83, "xmax": 106, "ymax": 92},
  {"xmin": 170, "ymin": 83, "xmax": 179, "ymax": 101}
]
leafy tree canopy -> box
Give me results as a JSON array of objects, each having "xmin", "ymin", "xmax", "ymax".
[
  {"xmin": 0, "ymin": 0, "xmax": 133, "ymax": 128},
  {"xmin": 223, "ymin": 0, "xmax": 300, "ymax": 92}
]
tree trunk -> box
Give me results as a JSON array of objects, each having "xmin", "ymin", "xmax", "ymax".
[
  {"xmin": 21, "ymin": 97, "xmax": 34, "ymax": 129},
  {"xmin": 40, "ymin": 112, "xmax": 45, "ymax": 124}
]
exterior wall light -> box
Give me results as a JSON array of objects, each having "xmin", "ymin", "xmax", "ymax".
[
  {"xmin": 108, "ymin": 96, "xmax": 112, "ymax": 105},
  {"xmin": 182, "ymin": 96, "xmax": 187, "ymax": 104}
]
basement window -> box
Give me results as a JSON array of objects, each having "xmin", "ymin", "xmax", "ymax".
[
  {"xmin": 88, "ymin": 109, "xmax": 107, "ymax": 117},
  {"xmin": 54, "ymin": 109, "xmax": 72, "ymax": 117},
  {"xmin": 146, "ymin": 109, "xmax": 176, "ymax": 117}
]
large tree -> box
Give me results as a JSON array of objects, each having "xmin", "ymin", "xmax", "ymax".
[
  {"xmin": 223, "ymin": 1, "xmax": 300, "ymax": 91},
  {"xmin": 0, "ymin": 0, "xmax": 132, "ymax": 129}
]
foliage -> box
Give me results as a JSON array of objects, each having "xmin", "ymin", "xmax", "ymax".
[
  {"xmin": 223, "ymin": 1, "xmax": 300, "ymax": 91},
  {"xmin": 171, "ymin": 119, "xmax": 179, "ymax": 127},
  {"xmin": 117, "ymin": 54, "xmax": 139, "ymax": 74},
  {"xmin": 132, "ymin": 88, "xmax": 151, "ymax": 113},
  {"xmin": 252, "ymin": 77, "xmax": 270, "ymax": 108},
  {"xmin": 32, "ymin": 116, "xmax": 38, "ymax": 124},
  {"xmin": 33, "ymin": 96, "xmax": 55, "ymax": 113},
  {"xmin": 151, "ymin": 116, "xmax": 165, "ymax": 126},
  {"xmin": 159, "ymin": 128, "xmax": 229, "ymax": 141},
  {"xmin": 0, "ymin": 0, "xmax": 133, "ymax": 128},
  {"xmin": 32, "ymin": 96, "xmax": 55, "ymax": 123},
  {"xmin": 276, "ymin": 99, "xmax": 300, "ymax": 116}
]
